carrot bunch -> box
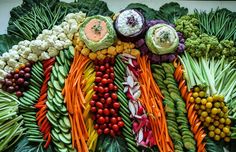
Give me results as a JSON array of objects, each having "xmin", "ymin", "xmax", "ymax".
[
  {"xmin": 35, "ymin": 57, "xmax": 56, "ymax": 148},
  {"xmin": 137, "ymin": 56, "xmax": 174, "ymax": 152},
  {"xmin": 174, "ymin": 59, "xmax": 206, "ymax": 152},
  {"xmin": 62, "ymin": 50, "xmax": 90, "ymax": 152}
]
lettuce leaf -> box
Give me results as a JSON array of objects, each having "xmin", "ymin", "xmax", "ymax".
[{"xmin": 0, "ymin": 34, "xmax": 22, "ymax": 55}]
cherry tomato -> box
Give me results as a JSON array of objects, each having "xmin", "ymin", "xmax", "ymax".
[
  {"xmin": 100, "ymin": 98, "xmax": 105, "ymax": 103},
  {"xmin": 98, "ymin": 93, "xmax": 104, "ymax": 97},
  {"xmin": 104, "ymin": 87, "xmax": 109, "ymax": 93},
  {"xmin": 118, "ymin": 121, "xmax": 124, "ymax": 127},
  {"xmin": 110, "ymin": 117, "xmax": 117, "ymax": 124},
  {"xmin": 98, "ymin": 86, "xmax": 104, "ymax": 93},
  {"xmin": 103, "ymin": 108, "xmax": 110, "ymax": 115},
  {"xmin": 111, "ymin": 93, "xmax": 118, "ymax": 100},
  {"xmin": 113, "ymin": 85, "xmax": 118, "ymax": 91},
  {"xmin": 105, "ymin": 69, "xmax": 110, "ymax": 74},
  {"xmin": 98, "ymin": 82, "xmax": 103, "ymax": 87},
  {"xmin": 104, "ymin": 93, "xmax": 110, "ymax": 99},
  {"xmin": 97, "ymin": 109, "xmax": 103, "ymax": 115},
  {"xmin": 96, "ymin": 114, "xmax": 101, "ymax": 118},
  {"xmin": 108, "ymin": 123, "xmax": 112, "ymax": 128},
  {"xmin": 107, "ymin": 79, "xmax": 112, "ymax": 83},
  {"xmin": 95, "ymin": 77, "xmax": 102, "ymax": 82},
  {"xmin": 98, "ymin": 116, "xmax": 105, "ymax": 124},
  {"xmin": 104, "ymin": 128, "xmax": 110, "ymax": 134},
  {"xmin": 91, "ymin": 115, "xmax": 96, "ymax": 120},
  {"xmin": 101, "ymin": 78, "xmax": 108, "ymax": 85},
  {"xmin": 90, "ymin": 100, "xmax": 95, "ymax": 106},
  {"xmin": 105, "ymin": 63, "xmax": 110, "ymax": 69},
  {"xmin": 96, "ymin": 102, "xmax": 103, "ymax": 109},
  {"xmin": 94, "ymin": 124, "xmax": 99, "ymax": 130},
  {"xmin": 96, "ymin": 71, "xmax": 102, "ymax": 77},
  {"xmin": 110, "ymin": 73, "xmax": 115, "ymax": 80},
  {"xmin": 106, "ymin": 97, "xmax": 112, "ymax": 105},
  {"xmin": 113, "ymin": 102, "xmax": 120, "ymax": 109},
  {"xmin": 100, "ymin": 66, "xmax": 105, "ymax": 71},
  {"xmin": 117, "ymin": 117, "xmax": 122, "ymax": 121},
  {"xmin": 110, "ymin": 108, "xmax": 116, "ymax": 115},
  {"xmin": 103, "ymin": 74, "xmax": 109, "ymax": 79},
  {"xmin": 110, "ymin": 130, "xmax": 115, "ymax": 137},
  {"xmin": 105, "ymin": 116, "xmax": 109, "ymax": 123},
  {"xmin": 90, "ymin": 107, "xmax": 97, "ymax": 113},
  {"xmin": 92, "ymin": 94, "xmax": 98, "ymax": 100},
  {"xmin": 108, "ymin": 83, "xmax": 114, "ymax": 90},
  {"xmin": 110, "ymin": 67, "xmax": 114, "ymax": 72},
  {"xmin": 97, "ymin": 129, "xmax": 103, "ymax": 135},
  {"xmin": 95, "ymin": 66, "xmax": 99, "ymax": 71},
  {"xmin": 100, "ymin": 124, "xmax": 107, "ymax": 129},
  {"xmin": 112, "ymin": 124, "xmax": 119, "ymax": 131},
  {"xmin": 93, "ymin": 85, "xmax": 98, "ymax": 91}
]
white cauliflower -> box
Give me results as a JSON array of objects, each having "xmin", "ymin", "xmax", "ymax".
[
  {"xmin": 19, "ymin": 40, "xmax": 31, "ymax": 47},
  {"xmin": 0, "ymin": 60, "xmax": 6, "ymax": 69},
  {"xmin": 8, "ymin": 50, "xmax": 20, "ymax": 60},
  {"xmin": 4, "ymin": 66, "xmax": 13, "ymax": 73},
  {"xmin": 47, "ymin": 47, "xmax": 59, "ymax": 57},
  {"xmin": 58, "ymin": 33, "xmax": 67, "ymax": 41},
  {"xmin": 52, "ymin": 25, "xmax": 64, "ymax": 35},
  {"xmin": 0, "ymin": 69, "xmax": 7, "ymax": 80},
  {"xmin": 39, "ymin": 52, "xmax": 50, "ymax": 60},
  {"xmin": 27, "ymin": 53, "xmax": 38, "ymax": 62},
  {"xmin": 19, "ymin": 57, "xmax": 28, "ymax": 64},
  {"xmin": 75, "ymin": 12, "xmax": 86, "ymax": 23},
  {"xmin": 54, "ymin": 40, "xmax": 64, "ymax": 50},
  {"xmin": 42, "ymin": 29, "xmax": 52, "ymax": 35},
  {"xmin": 66, "ymin": 33, "xmax": 74, "ymax": 40},
  {"xmin": 7, "ymin": 58, "xmax": 18, "ymax": 68},
  {"xmin": 64, "ymin": 13, "xmax": 75, "ymax": 21},
  {"xmin": 12, "ymin": 45, "xmax": 19, "ymax": 50},
  {"xmin": 2, "ymin": 52, "xmax": 10, "ymax": 61},
  {"xmin": 64, "ymin": 39, "xmax": 72, "ymax": 48}
]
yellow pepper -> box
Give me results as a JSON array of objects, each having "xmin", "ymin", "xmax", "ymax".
[
  {"xmin": 107, "ymin": 46, "xmax": 117, "ymax": 56},
  {"xmin": 81, "ymin": 48, "xmax": 90, "ymax": 56},
  {"xmin": 89, "ymin": 53, "xmax": 97, "ymax": 60}
]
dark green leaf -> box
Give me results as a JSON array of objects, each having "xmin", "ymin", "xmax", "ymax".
[
  {"xmin": 205, "ymin": 137, "xmax": 224, "ymax": 152},
  {"xmin": 156, "ymin": 2, "xmax": 188, "ymax": 24},
  {"xmin": 0, "ymin": 34, "xmax": 22, "ymax": 55}
]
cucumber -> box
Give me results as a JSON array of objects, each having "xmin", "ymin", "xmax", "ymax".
[
  {"xmin": 59, "ymin": 133, "xmax": 71, "ymax": 144},
  {"xmin": 56, "ymin": 56, "xmax": 63, "ymax": 65},
  {"xmin": 53, "ymin": 81, "xmax": 62, "ymax": 91},
  {"xmin": 59, "ymin": 51, "xmax": 65, "ymax": 64}
]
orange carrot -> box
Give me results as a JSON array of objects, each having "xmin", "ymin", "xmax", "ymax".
[
  {"xmin": 63, "ymin": 51, "xmax": 90, "ymax": 152},
  {"xmin": 137, "ymin": 56, "xmax": 174, "ymax": 152}
]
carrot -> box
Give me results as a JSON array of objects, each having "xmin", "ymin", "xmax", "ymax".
[
  {"xmin": 137, "ymin": 56, "xmax": 174, "ymax": 152},
  {"xmin": 174, "ymin": 62, "xmax": 206, "ymax": 152},
  {"xmin": 63, "ymin": 51, "xmax": 90, "ymax": 152}
]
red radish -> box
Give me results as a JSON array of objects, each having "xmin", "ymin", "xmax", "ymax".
[
  {"xmin": 96, "ymin": 102, "xmax": 103, "ymax": 109},
  {"xmin": 106, "ymin": 97, "xmax": 112, "ymax": 105},
  {"xmin": 110, "ymin": 117, "xmax": 117, "ymax": 124},
  {"xmin": 92, "ymin": 94, "xmax": 98, "ymax": 100},
  {"xmin": 108, "ymin": 83, "xmax": 114, "ymax": 90}
]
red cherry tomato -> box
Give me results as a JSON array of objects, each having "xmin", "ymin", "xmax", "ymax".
[
  {"xmin": 96, "ymin": 72, "xmax": 102, "ymax": 77},
  {"xmin": 110, "ymin": 67, "xmax": 114, "ymax": 72},
  {"xmin": 94, "ymin": 124, "xmax": 99, "ymax": 130},
  {"xmin": 104, "ymin": 128, "xmax": 110, "ymax": 134},
  {"xmin": 104, "ymin": 87, "xmax": 109, "ymax": 93},
  {"xmin": 93, "ymin": 85, "xmax": 98, "ymax": 91},
  {"xmin": 100, "ymin": 98, "xmax": 105, "ymax": 103},
  {"xmin": 98, "ymin": 86, "xmax": 104, "ymax": 93},
  {"xmin": 97, "ymin": 129, "xmax": 103, "ymax": 135},
  {"xmin": 113, "ymin": 85, "xmax": 118, "ymax": 91},
  {"xmin": 105, "ymin": 116, "xmax": 109, "ymax": 123},
  {"xmin": 113, "ymin": 102, "xmax": 120, "ymax": 109},
  {"xmin": 101, "ymin": 78, "xmax": 108, "ymax": 85},
  {"xmin": 105, "ymin": 63, "xmax": 110, "ymax": 69},
  {"xmin": 98, "ymin": 116, "xmax": 105, "ymax": 124},
  {"xmin": 92, "ymin": 94, "xmax": 98, "ymax": 100},
  {"xmin": 100, "ymin": 66, "xmax": 105, "ymax": 71},
  {"xmin": 90, "ymin": 107, "xmax": 97, "ymax": 113},
  {"xmin": 106, "ymin": 97, "xmax": 112, "ymax": 105},
  {"xmin": 117, "ymin": 116, "xmax": 122, "ymax": 121},
  {"xmin": 110, "ymin": 117, "xmax": 117, "ymax": 124},
  {"xmin": 118, "ymin": 121, "xmax": 124, "ymax": 127},
  {"xmin": 96, "ymin": 102, "xmax": 103, "ymax": 109},
  {"xmin": 95, "ymin": 66, "xmax": 99, "ymax": 71},
  {"xmin": 111, "ymin": 93, "xmax": 117, "ymax": 100},
  {"xmin": 104, "ymin": 93, "xmax": 110, "ymax": 99},
  {"xmin": 110, "ymin": 108, "xmax": 116, "ymax": 115},
  {"xmin": 110, "ymin": 130, "xmax": 115, "ymax": 137},
  {"xmin": 95, "ymin": 77, "xmax": 102, "ymax": 82},
  {"xmin": 103, "ymin": 74, "xmax": 109, "ymax": 79},
  {"xmin": 103, "ymin": 108, "xmax": 110, "ymax": 116},
  {"xmin": 112, "ymin": 124, "xmax": 119, "ymax": 131},
  {"xmin": 110, "ymin": 73, "xmax": 115, "ymax": 80},
  {"xmin": 97, "ymin": 109, "xmax": 103, "ymax": 115},
  {"xmin": 108, "ymin": 83, "xmax": 114, "ymax": 90}
]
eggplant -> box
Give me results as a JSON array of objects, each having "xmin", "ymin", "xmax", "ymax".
[{"xmin": 114, "ymin": 9, "xmax": 146, "ymax": 42}]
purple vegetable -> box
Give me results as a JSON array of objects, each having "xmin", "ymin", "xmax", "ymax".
[
  {"xmin": 150, "ymin": 54, "xmax": 161, "ymax": 64},
  {"xmin": 135, "ymin": 39, "xmax": 145, "ymax": 48}
]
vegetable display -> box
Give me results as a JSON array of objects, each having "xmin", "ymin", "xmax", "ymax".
[{"xmin": 0, "ymin": 0, "xmax": 235, "ymax": 152}]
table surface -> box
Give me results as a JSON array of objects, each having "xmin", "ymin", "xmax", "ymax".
[{"xmin": 0, "ymin": 0, "xmax": 236, "ymax": 34}]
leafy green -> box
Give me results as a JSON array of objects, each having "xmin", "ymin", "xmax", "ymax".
[
  {"xmin": 126, "ymin": 3, "xmax": 158, "ymax": 20},
  {"xmin": 0, "ymin": 34, "xmax": 22, "ymax": 55},
  {"xmin": 6, "ymin": 136, "xmax": 53, "ymax": 152},
  {"xmin": 95, "ymin": 135, "xmax": 128, "ymax": 152},
  {"xmin": 156, "ymin": 2, "xmax": 188, "ymax": 24},
  {"xmin": 205, "ymin": 137, "xmax": 225, "ymax": 152}
]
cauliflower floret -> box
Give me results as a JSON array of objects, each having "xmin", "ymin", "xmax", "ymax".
[
  {"xmin": 8, "ymin": 50, "xmax": 20, "ymax": 60},
  {"xmin": 4, "ymin": 66, "xmax": 13, "ymax": 73},
  {"xmin": 52, "ymin": 25, "xmax": 64, "ymax": 35},
  {"xmin": 75, "ymin": 12, "xmax": 86, "ymax": 23},
  {"xmin": 67, "ymin": 33, "xmax": 74, "ymax": 40},
  {"xmin": 12, "ymin": 45, "xmax": 19, "ymax": 50},
  {"xmin": 19, "ymin": 57, "xmax": 28, "ymax": 64},
  {"xmin": 64, "ymin": 13, "xmax": 75, "ymax": 21},
  {"xmin": 0, "ymin": 69, "xmax": 7, "ymax": 80},
  {"xmin": 47, "ymin": 47, "xmax": 59, "ymax": 57},
  {"xmin": 7, "ymin": 58, "xmax": 18, "ymax": 68},
  {"xmin": 36, "ymin": 34, "xmax": 44, "ymax": 40},
  {"xmin": 46, "ymin": 35, "xmax": 57, "ymax": 46},
  {"xmin": 42, "ymin": 29, "xmax": 52, "ymax": 35},
  {"xmin": 0, "ymin": 60, "xmax": 6, "ymax": 69},
  {"xmin": 2, "ymin": 52, "xmax": 10, "ymax": 61},
  {"xmin": 19, "ymin": 40, "xmax": 30, "ymax": 47},
  {"xmin": 54, "ymin": 40, "xmax": 64, "ymax": 50},
  {"xmin": 27, "ymin": 53, "xmax": 38, "ymax": 62},
  {"xmin": 39, "ymin": 52, "xmax": 50, "ymax": 60},
  {"xmin": 64, "ymin": 39, "xmax": 72, "ymax": 48},
  {"xmin": 58, "ymin": 33, "xmax": 67, "ymax": 40}
]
